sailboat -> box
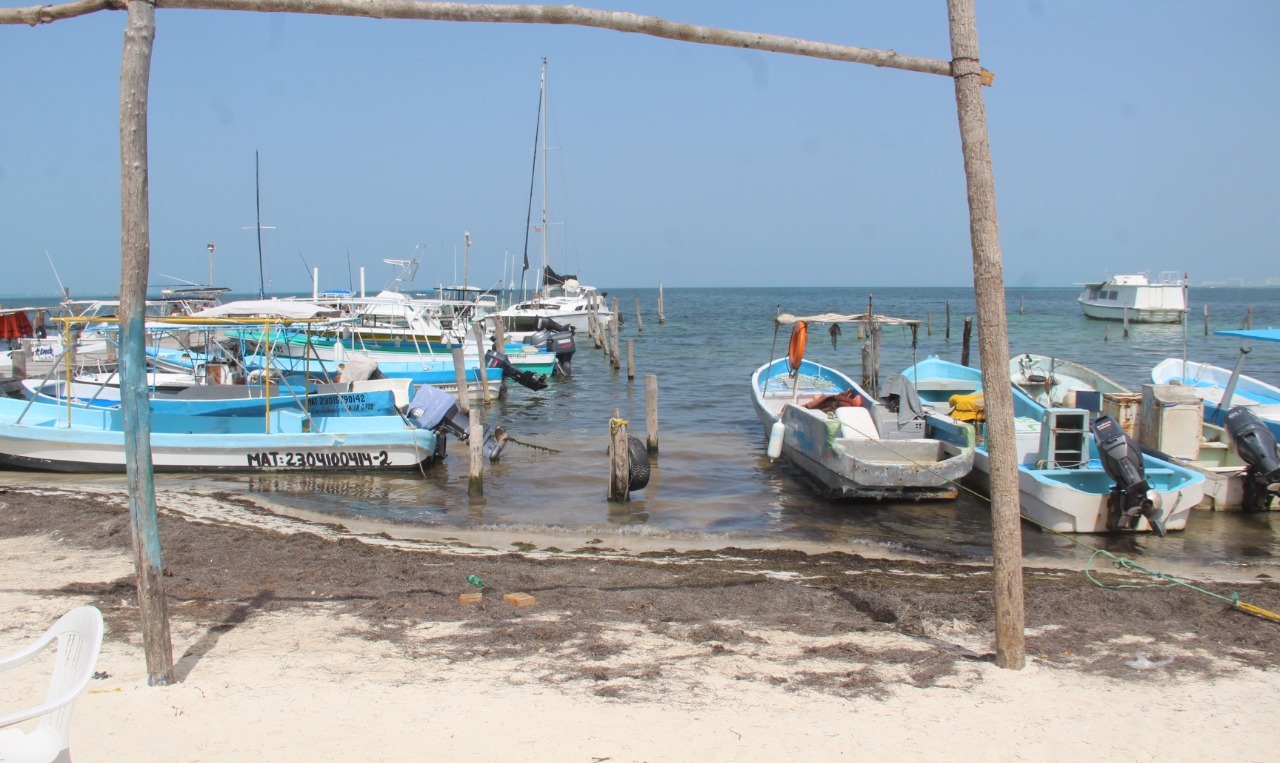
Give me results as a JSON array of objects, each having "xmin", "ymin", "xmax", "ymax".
[{"xmin": 489, "ymin": 59, "xmax": 615, "ymax": 339}]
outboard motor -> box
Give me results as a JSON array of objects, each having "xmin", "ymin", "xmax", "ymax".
[
  {"xmin": 485, "ymin": 350, "xmax": 549, "ymax": 391},
  {"xmin": 1224, "ymin": 406, "xmax": 1280, "ymax": 511},
  {"xmin": 405, "ymin": 383, "xmax": 505, "ymax": 461},
  {"xmin": 523, "ymin": 317, "xmax": 576, "ymax": 377},
  {"xmin": 1091, "ymin": 414, "xmax": 1166, "ymax": 536}
]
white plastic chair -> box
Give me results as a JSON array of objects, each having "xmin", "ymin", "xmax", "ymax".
[{"xmin": 0, "ymin": 606, "xmax": 104, "ymax": 763}]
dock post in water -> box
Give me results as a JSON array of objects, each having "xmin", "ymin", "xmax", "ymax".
[
  {"xmin": 1242, "ymin": 306, "xmax": 1254, "ymax": 329},
  {"xmin": 472, "ymin": 322, "xmax": 491, "ymax": 405},
  {"xmin": 658, "ymin": 282, "xmax": 665, "ymax": 324},
  {"xmin": 608, "ymin": 410, "xmax": 630, "ymax": 502},
  {"xmin": 645, "ymin": 374, "xmax": 659, "ymax": 455},
  {"xmin": 1123, "ymin": 307, "xmax": 1129, "ymax": 339},
  {"xmin": 452, "ymin": 347, "xmax": 470, "ymax": 414},
  {"xmin": 626, "ymin": 338, "xmax": 635, "ymax": 381},
  {"xmin": 945, "ymin": 300, "xmax": 951, "ymax": 341},
  {"xmin": 635, "ymin": 296, "xmax": 643, "ymax": 333},
  {"xmin": 468, "ymin": 408, "xmax": 484, "ymax": 495},
  {"xmin": 961, "ymin": 316, "xmax": 973, "ymax": 366},
  {"xmin": 1203, "ymin": 304, "xmax": 1210, "ymax": 336},
  {"xmin": 926, "ymin": 312, "xmax": 932, "ymax": 337}
]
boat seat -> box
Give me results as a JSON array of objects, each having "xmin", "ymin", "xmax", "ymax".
[{"xmin": 835, "ymin": 406, "xmax": 879, "ymax": 440}]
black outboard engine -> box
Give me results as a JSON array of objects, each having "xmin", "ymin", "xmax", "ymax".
[
  {"xmin": 1224, "ymin": 406, "xmax": 1280, "ymax": 511},
  {"xmin": 1091, "ymin": 414, "xmax": 1166, "ymax": 536},
  {"xmin": 405, "ymin": 383, "xmax": 505, "ymax": 461},
  {"xmin": 523, "ymin": 317, "xmax": 576, "ymax": 377},
  {"xmin": 485, "ymin": 350, "xmax": 549, "ymax": 391}
]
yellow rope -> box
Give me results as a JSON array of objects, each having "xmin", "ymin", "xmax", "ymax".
[
  {"xmin": 1236, "ymin": 601, "xmax": 1280, "ymax": 622},
  {"xmin": 610, "ymin": 417, "xmax": 629, "ymax": 434}
]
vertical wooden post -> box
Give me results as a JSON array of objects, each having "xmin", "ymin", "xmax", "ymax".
[
  {"xmin": 494, "ymin": 313, "xmax": 506, "ymax": 349},
  {"xmin": 1123, "ymin": 307, "xmax": 1129, "ymax": 338},
  {"xmin": 610, "ymin": 300, "xmax": 622, "ymax": 369},
  {"xmin": 634, "ymin": 296, "xmax": 643, "ymax": 333},
  {"xmin": 472, "ymin": 321, "xmax": 491, "ymax": 405},
  {"xmin": 645, "ymin": 374, "xmax": 659, "ymax": 455},
  {"xmin": 945, "ymin": 300, "xmax": 952, "ymax": 341},
  {"xmin": 1019, "ymin": 295, "xmax": 1024, "ymax": 315},
  {"xmin": 926, "ymin": 312, "xmax": 932, "ymax": 337},
  {"xmin": 451, "ymin": 347, "xmax": 470, "ymax": 414},
  {"xmin": 468, "ymin": 408, "xmax": 483, "ymax": 495},
  {"xmin": 119, "ymin": 0, "xmax": 174, "ymax": 687},
  {"xmin": 608, "ymin": 410, "xmax": 629, "ymax": 502},
  {"xmin": 658, "ymin": 282, "xmax": 665, "ymax": 324},
  {"xmin": 960, "ymin": 316, "xmax": 973, "ymax": 366},
  {"xmin": 1203, "ymin": 304, "xmax": 1210, "ymax": 336},
  {"xmin": 1242, "ymin": 306, "xmax": 1254, "ymax": 329},
  {"xmin": 626, "ymin": 338, "xmax": 635, "ymax": 381},
  {"xmin": 949, "ymin": 0, "xmax": 1025, "ymax": 670},
  {"xmin": 1104, "ymin": 324, "xmax": 1109, "ymax": 342}
]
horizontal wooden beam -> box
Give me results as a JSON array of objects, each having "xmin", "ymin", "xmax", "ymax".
[{"xmin": 0, "ymin": 0, "xmax": 992, "ymax": 84}]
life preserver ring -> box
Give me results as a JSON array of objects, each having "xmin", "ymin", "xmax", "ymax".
[{"xmin": 787, "ymin": 321, "xmax": 808, "ymax": 373}]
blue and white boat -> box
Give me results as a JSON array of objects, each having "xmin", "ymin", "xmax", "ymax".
[
  {"xmin": 904, "ymin": 356, "xmax": 1205, "ymax": 534},
  {"xmin": 1153, "ymin": 333, "xmax": 1280, "ymax": 437},
  {"xmin": 751, "ymin": 356, "xmax": 975, "ymax": 501},
  {"xmin": 0, "ymin": 396, "xmax": 440, "ymax": 474}
]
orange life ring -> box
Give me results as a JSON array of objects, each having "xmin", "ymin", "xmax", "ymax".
[{"xmin": 787, "ymin": 321, "xmax": 808, "ymax": 373}]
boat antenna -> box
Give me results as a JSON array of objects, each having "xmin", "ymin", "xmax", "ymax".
[
  {"xmin": 347, "ymin": 248, "xmax": 354, "ymax": 292},
  {"xmin": 520, "ymin": 58, "xmax": 545, "ymax": 302},
  {"xmin": 255, "ymin": 151, "xmax": 266, "ymax": 298},
  {"xmin": 45, "ymin": 250, "xmax": 68, "ymax": 300}
]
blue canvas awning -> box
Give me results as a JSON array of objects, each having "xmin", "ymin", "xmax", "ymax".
[{"xmin": 1214, "ymin": 328, "xmax": 1280, "ymax": 343}]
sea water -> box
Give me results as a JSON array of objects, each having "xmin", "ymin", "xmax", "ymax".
[{"xmin": 7, "ymin": 286, "xmax": 1280, "ymax": 570}]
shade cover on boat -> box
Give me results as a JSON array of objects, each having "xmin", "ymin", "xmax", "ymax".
[
  {"xmin": 1214, "ymin": 329, "xmax": 1280, "ymax": 344},
  {"xmin": 187, "ymin": 300, "xmax": 339, "ymax": 320},
  {"xmin": 0, "ymin": 310, "xmax": 34, "ymax": 340}
]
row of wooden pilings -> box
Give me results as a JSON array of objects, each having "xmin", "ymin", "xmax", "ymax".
[{"xmin": 460, "ymin": 285, "xmax": 667, "ymax": 503}]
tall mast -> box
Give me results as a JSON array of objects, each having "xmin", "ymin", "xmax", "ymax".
[
  {"xmin": 255, "ymin": 151, "xmax": 265, "ymax": 298},
  {"xmin": 539, "ymin": 59, "xmax": 549, "ymax": 293}
]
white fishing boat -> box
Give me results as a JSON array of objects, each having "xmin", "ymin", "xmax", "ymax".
[
  {"xmin": 752, "ymin": 313, "xmax": 975, "ymax": 501},
  {"xmin": 1076, "ymin": 271, "xmax": 1188, "ymax": 323},
  {"xmin": 0, "ymin": 395, "xmax": 441, "ymax": 473},
  {"xmin": 1152, "ymin": 352, "xmax": 1280, "ymax": 434},
  {"xmin": 1009, "ymin": 352, "xmax": 1130, "ymax": 409},
  {"xmin": 905, "ymin": 356, "xmax": 1205, "ymax": 534}
]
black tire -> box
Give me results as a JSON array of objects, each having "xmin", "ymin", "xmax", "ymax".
[{"xmin": 627, "ymin": 436, "xmax": 650, "ymax": 491}]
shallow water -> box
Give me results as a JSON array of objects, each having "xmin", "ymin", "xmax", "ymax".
[{"xmin": 8, "ymin": 286, "xmax": 1280, "ymax": 572}]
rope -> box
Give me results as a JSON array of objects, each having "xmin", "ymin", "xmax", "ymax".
[
  {"xmin": 610, "ymin": 417, "xmax": 628, "ymax": 434},
  {"xmin": 849, "ymin": 423, "xmax": 1280, "ymax": 624}
]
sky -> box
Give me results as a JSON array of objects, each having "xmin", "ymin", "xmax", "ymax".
[{"xmin": 1, "ymin": 1, "xmax": 1277, "ymax": 297}]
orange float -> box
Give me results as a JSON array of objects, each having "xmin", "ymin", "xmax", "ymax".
[{"xmin": 787, "ymin": 321, "xmax": 808, "ymax": 373}]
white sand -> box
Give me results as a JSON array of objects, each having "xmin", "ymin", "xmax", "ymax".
[{"xmin": 2, "ymin": 526, "xmax": 1276, "ymax": 763}]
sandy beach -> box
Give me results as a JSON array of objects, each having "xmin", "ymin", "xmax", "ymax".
[{"xmin": 2, "ymin": 483, "xmax": 1277, "ymax": 762}]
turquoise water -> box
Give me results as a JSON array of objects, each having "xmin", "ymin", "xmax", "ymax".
[{"xmin": 8, "ymin": 286, "xmax": 1280, "ymax": 569}]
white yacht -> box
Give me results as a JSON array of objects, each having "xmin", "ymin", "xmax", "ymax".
[{"xmin": 1076, "ymin": 271, "xmax": 1188, "ymax": 323}]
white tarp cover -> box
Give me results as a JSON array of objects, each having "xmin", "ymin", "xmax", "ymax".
[
  {"xmin": 775, "ymin": 312, "xmax": 918, "ymax": 327},
  {"xmin": 187, "ymin": 300, "xmax": 338, "ymax": 320}
]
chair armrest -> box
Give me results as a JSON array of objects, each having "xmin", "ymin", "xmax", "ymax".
[
  {"xmin": 0, "ymin": 634, "xmax": 57, "ymax": 673},
  {"xmin": 0, "ymin": 682, "xmax": 92, "ymax": 729}
]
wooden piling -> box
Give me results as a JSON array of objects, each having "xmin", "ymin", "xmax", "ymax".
[
  {"xmin": 1203, "ymin": 304, "xmax": 1210, "ymax": 336},
  {"xmin": 494, "ymin": 314, "xmax": 506, "ymax": 348},
  {"xmin": 945, "ymin": 300, "xmax": 951, "ymax": 341},
  {"xmin": 1242, "ymin": 306, "xmax": 1254, "ymax": 329},
  {"xmin": 626, "ymin": 338, "xmax": 635, "ymax": 381},
  {"xmin": 608, "ymin": 411, "xmax": 630, "ymax": 502},
  {"xmin": 1019, "ymin": 295, "xmax": 1024, "ymax": 315},
  {"xmin": 452, "ymin": 347, "xmax": 470, "ymax": 414},
  {"xmin": 1123, "ymin": 307, "xmax": 1129, "ymax": 339},
  {"xmin": 961, "ymin": 316, "xmax": 973, "ymax": 366},
  {"xmin": 635, "ymin": 296, "xmax": 643, "ymax": 333},
  {"xmin": 468, "ymin": 408, "xmax": 483, "ymax": 495},
  {"xmin": 472, "ymin": 322, "xmax": 491, "ymax": 405},
  {"xmin": 658, "ymin": 282, "xmax": 666, "ymax": 324},
  {"xmin": 926, "ymin": 312, "xmax": 932, "ymax": 337},
  {"xmin": 645, "ymin": 374, "xmax": 659, "ymax": 455}
]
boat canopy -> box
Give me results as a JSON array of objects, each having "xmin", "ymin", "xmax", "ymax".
[
  {"xmin": 774, "ymin": 312, "xmax": 918, "ymax": 327},
  {"xmin": 188, "ymin": 300, "xmax": 340, "ymax": 320},
  {"xmin": 1214, "ymin": 329, "xmax": 1280, "ymax": 343}
]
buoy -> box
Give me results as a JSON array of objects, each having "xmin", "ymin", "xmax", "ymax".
[
  {"xmin": 767, "ymin": 421, "xmax": 785, "ymax": 459},
  {"xmin": 787, "ymin": 321, "xmax": 808, "ymax": 373}
]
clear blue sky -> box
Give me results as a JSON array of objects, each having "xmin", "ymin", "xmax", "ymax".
[{"xmin": 1, "ymin": 1, "xmax": 1277, "ymax": 297}]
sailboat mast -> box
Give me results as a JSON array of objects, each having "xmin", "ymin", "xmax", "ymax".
[
  {"xmin": 255, "ymin": 151, "xmax": 265, "ymax": 299},
  {"xmin": 539, "ymin": 59, "xmax": 549, "ymax": 294}
]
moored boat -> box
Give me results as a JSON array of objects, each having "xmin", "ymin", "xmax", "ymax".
[{"xmin": 1076, "ymin": 271, "xmax": 1188, "ymax": 323}]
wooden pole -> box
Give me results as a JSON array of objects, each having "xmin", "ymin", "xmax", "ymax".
[
  {"xmin": 472, "ymin": 321, "xmax": 491, "ymax": 405},
  {"xmin": 119, "ymin": 0, "xmax": 174, "ymax": 687},
  {"xmin": 1123, "ymin": 306, "xmax": 1129, "ymax": 339},
  {"xmin": 645, "ymin": 373, "xmax": 659, "ymax": 455},
  {"xmin": 1203, "ymin": 304, "xmax": 1210, "ymax": 336},
  {"xmin": 960, "ymin": 316, "xmax": 973, "ymax": 366},
  {"xmin": 1242, "ymin": 306, "xmax": 1254, "ymax": 329},
  {"xmin": 610, "ymin": 299, "xmax": 621, "ymax": 369},
  {"xmin": 494, "ymin": 312, "xmax": 506, "ymax": 348},
  {"xmin": 948, "ymin": 0, "xmax": 1025, "ymax": 670},
  {"xmin": 634, "ymin": 296, "xmax": 643, "ymax": 333},
  {"xmin": 451, "ymin": 347, "xmax": 469, "ymax": 414},
  {"xmin": 926, "ymin": 311, "xmax": 932, "ymax": 337},
  {"xmin": 945, "ymin": 300, "xmax": 951, "ymax": 341},
  {"xmin": 658, "ymin": 282, "xmax": 665, "ymax": 324},
  {"xmin": 608, "ymin": 410, "xmax": 629, "ymax": 502},
  {"xmin": 626, "ymin": 338, "xmax": 634, "ymax": 381},
  {"xmin": 1019, "ymin": 295, "xmax": 1024, "ymax": 315},
  {"xmin": 468, "ymin": 408, "xmax": 483, "ymax": 495}
]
